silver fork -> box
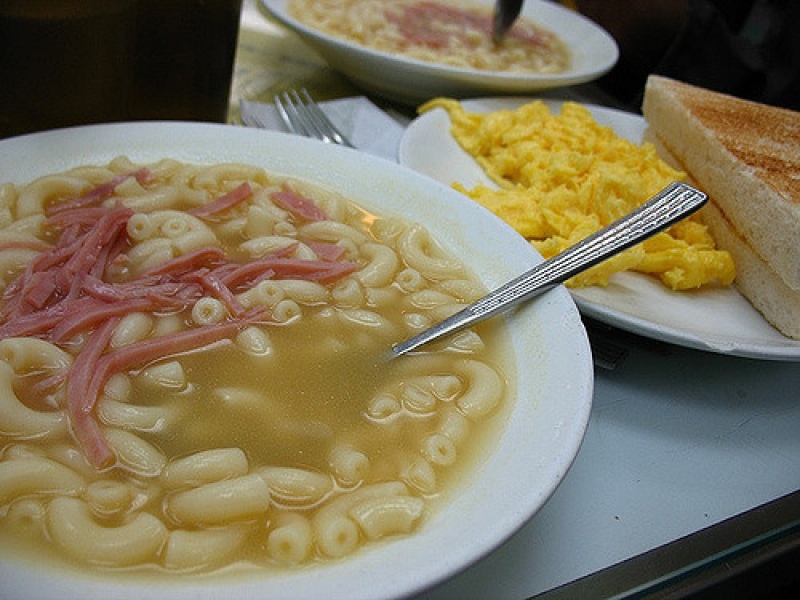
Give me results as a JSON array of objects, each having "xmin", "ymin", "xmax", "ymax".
[{"xmin": 274, "ymin": 89, "xmax": 355, "ymax": 148}]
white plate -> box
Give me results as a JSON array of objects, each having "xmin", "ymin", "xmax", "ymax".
[
  {"xmin": 259, "ymin": 0, "xmax": 618, "ymax": 105},
  {"xmin": 0, "ymin": 122, "xmax": 593, "ymax": 600},
  {"xmin": 399, "ymin": 97, "xmax": 800, "ymax": 361}
]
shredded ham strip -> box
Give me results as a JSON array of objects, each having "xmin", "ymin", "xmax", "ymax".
[
  {"xmin": 386, "ymin": 1, "xmax": 547, "ymax": 48},
  {"xmin": 271, "ymin": 184, "xmax": 329, "ymax": 221},
  {"xmin": 386, "ymin": 2, "xmax": 491, "ymax": 48},
  {"xmin": 0, "ymin": 304, "xmax": 66, "ymax": 339},
  {"xmin": 141, "ymin": 245, "xmax": 226, "ymax": 277},
  {"xmin": 190, "ymin": 270, "xmax": 246, "ymax": 317},
  {"xmin": 46, "ymin": 168, "xmax": 153, "ymax": 216},
  {"xmin": 77, "ymin": 313, "xmax": 265, "ymax": 468},
  {"xmin": 221, "ymin": 256, "xmax": 357, "ymax": 289},
  {"xmin": 0, "ymin": 175, "xmax": 360, "ymax": 470},
  {"xmin": 66, "ymin": 317, "xmax": 120, "ymax": 468},
  {"xmin": 188, "ymin": 182, "xmax": 253, "ymax": 219},
  {"xmin": 51, "ymin": 296, "xmax": 186, "ymax": 343},
  {"xmin": 305, "ymin": 240, "xmax": 347, "ymax": 262}
]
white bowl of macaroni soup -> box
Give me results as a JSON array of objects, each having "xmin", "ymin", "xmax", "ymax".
[
  {"xmin": 260, "ymin": 0, "xmax": 618, "ymax": 105},
  {"xmin": 0, "ymin": 122, "xmax": 593, "ymax": 599}
]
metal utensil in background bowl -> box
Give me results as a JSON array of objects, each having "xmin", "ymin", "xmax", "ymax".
[
  {"xmin": 259, "ymin": 0, "xmax": 618, "ymax": 105},
  {"xmin": 0, "ymin": 122, "xmax": 593, "ymax": 600},
  {"xmin": 492, "ymin": 0, "xmax": 525, "ymax": 43}
]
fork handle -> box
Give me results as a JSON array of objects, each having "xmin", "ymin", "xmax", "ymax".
[{"xmin": 390, "ymin": 182, "xmax": 707, "ymax": 357}]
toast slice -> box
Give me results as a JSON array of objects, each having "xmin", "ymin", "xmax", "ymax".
[
  {"xmin": 642, "ymin": 75, "xmax": 800, "ymax": 290},
  {"xmin": 643, "ymin": 126, "xmax": 800, "ymax": 339},
  {"xmin": 701, "ymin": 201, "xmax": 800, "ymax": 339}
]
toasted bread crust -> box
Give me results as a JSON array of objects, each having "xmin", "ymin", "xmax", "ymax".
[
  {"xmin": 643, "ymin": 75, "xmax": 800, "ymax": 290},
  {"xmin": 660, "ymin": 78, "xmax": 799, "ymax": 205},
  {"xmin": 701, "ymin": 201, "xmax": 800, "ymax": 339},
  {"xmin": 644, "ymin": 126, "xmax": 799, "ymax": 338}
]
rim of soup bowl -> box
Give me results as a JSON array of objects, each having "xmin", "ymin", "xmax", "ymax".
[
  {"xmin": 258, "ymin": 0, "xmax": 618, "ymax": 104},
  {"xmin": 0, "ymin": 122, "xmax": 593, "ymax": 600}
]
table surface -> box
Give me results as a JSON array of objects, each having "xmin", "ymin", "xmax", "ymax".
[{"xmin": 233, "ymin": 3, "xmax": 800, "ymax": 598}]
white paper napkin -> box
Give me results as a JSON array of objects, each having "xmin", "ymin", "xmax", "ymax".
[{"xmin": 239, "ymin": 97, "xmax": 409, "ymax": 162}]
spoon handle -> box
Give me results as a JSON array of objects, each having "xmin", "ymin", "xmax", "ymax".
[{"xmin": 391, "ymin": 181, "xmax": 707, "ymax": 357}]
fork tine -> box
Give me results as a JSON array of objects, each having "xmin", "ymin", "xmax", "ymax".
[
  {"xmin": 296, "ymin": 89, "xmax": 355, "ymax": 148},
  {"xmin": 287, "ymin": 89, "xmax": 321, "ymax": 140},
  {"xmin": 274, "ymin": 93, "xmax": 298, "ymax": 135},
  {"xmin": 274, "ymin": 89, "xmax": 355, "ymax": 148},
  {"xmin": 277, "ymin": 91, "xmax": 313, "ymax": 138}
]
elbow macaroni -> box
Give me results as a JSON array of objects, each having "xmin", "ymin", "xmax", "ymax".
[
  {"xmin": 162, "ymin": 448, "xmax": 249, "ymax": 488},
  {"xmin": 47, "ymin": 497, "xmax": 167, "ymax": 567},
  {"xmin": 0, "ymin": 157, "xmax": 513, "ymax": 575},
  {"xmin": 167, "ymin": 473, "xmax": 272, "ymax": 526},
  {"xmin": 267, "ymin": 512, "xmax": 314, "ymax": 564},
  {"xmin": 0, "ymin": 340, "xmax": 70, "ymax": 438},
  {"xmin": 164, "ymin": 525, "xmax": 249, "ymax": 571}
]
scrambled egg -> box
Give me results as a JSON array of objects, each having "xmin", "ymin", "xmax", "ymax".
[{"xmin": 419, "ymin": 98, "xmax": 735, "ymax": 290}]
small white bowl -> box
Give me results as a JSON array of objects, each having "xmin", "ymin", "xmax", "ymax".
[
  {"xmin": 0, "ymin": 122, "xmax": 593, "ymax": 600},
  {"xmin": 260, "ymin": 0, "xmax": 618, "ymax": 105}
]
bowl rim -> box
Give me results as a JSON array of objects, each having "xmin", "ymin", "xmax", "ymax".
[
  {"xmin": 260, "ymin": 0, "xmax": 619, "ymax": 84},
  {"xmin": 0, "ymin": 122, "xmax": 594, "ymax": 600}
]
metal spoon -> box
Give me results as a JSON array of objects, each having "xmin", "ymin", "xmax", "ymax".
[
  {"xmin": 492, "ymin": 0, "xmax": 525, "ymax": 44},
  {"xmin": 390, "ymin": 181, "xmax": 707, "ymax": 357}
]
